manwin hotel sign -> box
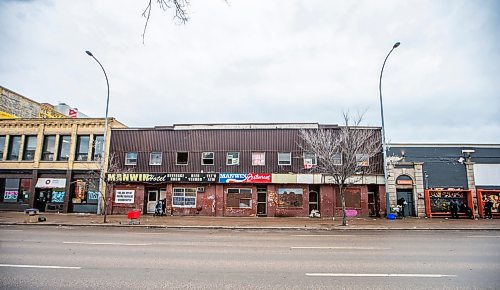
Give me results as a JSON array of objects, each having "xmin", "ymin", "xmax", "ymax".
[{"xmin": 106, "ymin": 173, "xmax": 218, "ymax": 183}]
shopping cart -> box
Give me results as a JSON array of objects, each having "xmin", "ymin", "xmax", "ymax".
[{"xmin": 127, "ymin": 209, "xmax": 141, "ymax": 225}]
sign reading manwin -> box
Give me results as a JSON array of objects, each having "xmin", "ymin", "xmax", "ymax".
[{"xmin": 106, "ymin": 173, "xmax": 218, "ymax": 183}]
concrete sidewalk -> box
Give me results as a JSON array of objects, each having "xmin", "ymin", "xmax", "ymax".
[{"xmin": 1, "ymin": 211, "xmax": 499, "ymax": 230}]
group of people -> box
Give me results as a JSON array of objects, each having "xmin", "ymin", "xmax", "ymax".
[{"xmin": 448, "ymin": 200, "xmax": 473, "ymax": 219}]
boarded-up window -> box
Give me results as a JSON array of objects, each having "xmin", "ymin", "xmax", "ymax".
[
  {"xmin": 278, "ymin": 188, "xmax": 303, "ymax": 208},
  {"xmin": 226, "ymin": 188, "xmax": 252, "ymax": 208},
  {"xmin": 336, "ymin": 188, "xmax": 361, "ymax": 208}
]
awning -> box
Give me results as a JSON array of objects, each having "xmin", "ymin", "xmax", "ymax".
[{"xmin": 35, "ymin": 178, "xmax": 66, "ymax": 189}]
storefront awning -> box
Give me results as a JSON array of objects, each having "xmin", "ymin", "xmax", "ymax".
[{"xmin": 35, "ymin": 178, "xmax": 66, "ymax": 189}]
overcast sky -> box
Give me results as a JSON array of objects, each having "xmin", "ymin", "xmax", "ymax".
[{"xmin": 1, "ymin": 0, "xmax": 499, "ymax": 143}]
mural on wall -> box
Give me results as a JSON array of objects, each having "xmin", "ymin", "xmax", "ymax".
[
  {"xmin": 277, "ymin": 188, "xmax": 304, "ymax": 208},
  {"xmin": 429, "ymin": 190, "xmax": 466, "ymax": 213}
]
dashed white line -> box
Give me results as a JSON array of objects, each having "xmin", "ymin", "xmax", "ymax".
[
  {"xmin": 467, "ymin": 236, "xmax": 500, "ymax": 238},
  {"xmin": 0, "ymin": 264, "xmax": 81, "ymax": 270},
  {"xmin": 291, "ymin": 235, "xmax": 354, "ymax": 237},
  {"xmin": 63, "ymin": 242, "xmax": 151, "ymax": 246},
  {"xmin": 291, "ymin": 246, "xmax": 390, "ymax": 250},
  {"xmin": 306, "ymin": 273, "xmax": 456, "ymax": 278}
]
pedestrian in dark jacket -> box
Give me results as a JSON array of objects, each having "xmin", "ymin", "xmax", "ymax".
[
  {"xmin": 484, "ymin": 199, "xmax": 493, "ymax": 219},
  {"xmin": 450, "ymin": 200, "xmax": 459, "ymax": 219},
  {"xmin": 460, "ymin": 202, "xmax": 473, "ymax": 220},
  {"xmin": 397, "ymin": 198, "xmax": 406, "ymax": 218}
]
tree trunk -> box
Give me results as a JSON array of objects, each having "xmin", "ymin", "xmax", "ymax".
[{"xmin": 340, "ymin": 185, "xmax": 347, "ymax": 226}]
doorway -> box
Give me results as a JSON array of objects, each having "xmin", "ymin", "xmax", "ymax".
[
  {"xmin": 34, "ymin": 189, "xmax": 50, "ymax": 212},
  {"xmin": 309, "ymin": 191, "xmax": 319, "ymax": 214},
  {"xmin": 256, "ymin": 187, "xmax": 267, "ymax": 216},
  {"xmin": 146, "ymin": 189, "xmax": 166, "ymax": 214},
  {"xmin": 396, "ymin": 189, "xmax": 415, "ymax": 217}
]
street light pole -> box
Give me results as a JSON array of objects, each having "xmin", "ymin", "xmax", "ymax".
[
  {"xmin": 379, "ymin": 42, "xmax": 400, "ymax": 217},
  {"xmin": 86, "ymin": 50, "xmax": 109, "ymax": 216}
]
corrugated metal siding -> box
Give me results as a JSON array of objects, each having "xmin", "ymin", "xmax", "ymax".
[{"xmin": 110, "ymin": 128, "xmax": 383, "ymax": 174}]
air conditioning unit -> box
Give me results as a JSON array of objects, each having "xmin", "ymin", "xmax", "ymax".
[{"xmin": 197, "ymin": 187, "xmax": 205, "ymax": 193}]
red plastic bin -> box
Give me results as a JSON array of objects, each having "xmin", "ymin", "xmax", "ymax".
[{"xmin": 127, "ymin": 209, "xmax": 141, "ymax": 224}]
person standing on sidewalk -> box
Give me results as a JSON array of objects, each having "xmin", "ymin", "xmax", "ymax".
[
  {"xmin": 397, "ymin": 197, "xmax": 406, "ymax": 218},
  {"xmin": 450, "ymin": 200, "xmax": 459, "ymax": 219},
  {"xmin": 484, "ymin": 198, "xmax": 493, "ymax": 219}
]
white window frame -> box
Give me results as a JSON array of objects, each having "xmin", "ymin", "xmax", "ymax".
[
  {"xmin": 226, "ymin": 152, "xmax": 240, "ymax": 165},
  {"xmin": 278, "ymin": 152, "xmax": 292, "ymax": 166},
  {"xmin": 149, "ymin": 152, "xmax": 162, "ymax": 165},
  {"xmin": 125, "ymin": 152, "xmax": 138, "ymax": 165},
  {"xmin": 252, "ymin": 152, "xmax": 265, "ymax": 166},
  {"xmin": 227, "ymin": 188, "xmax": 252, "ymax": 208},
  {"xmin": 333, "ymin": 153, "xmax": 342, "ymax": 165},
  {"xmin": 303, "ymin": 152, "xmax": 317, "ymax": 166},
  {"xmin": 356, "ymin": 153, "xmax": 369, "ymax": 167},
  {"xmin": 176, "ymin": 152, "xmax": 189, "ymax": 165},
  {"xmin": 172, "ymin": 188, "xmax": 197, "ymax": 208},
  {"xmin": 201, "ymin": 152, "xmax": 215, "ymax": 165}
]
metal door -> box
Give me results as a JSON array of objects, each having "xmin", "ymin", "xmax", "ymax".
[
  {"xmin": 257, "ymin": 187, "xmax": 267, "ymax": 216},
  {"xmin": 147, "ymin": 190, "xmax": 159, "ymax": 214},
  {"xmin": 368, "ymin": 191, "xmax": 376, "ymax": 216},
  {"xmin": 396, "ymin": 190, "xmax": 415, "ymax": 217}
]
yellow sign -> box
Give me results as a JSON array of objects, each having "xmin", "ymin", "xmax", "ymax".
[{"xmin": 0, "ymin": 111, "xmax": 16, "ymax": 118}]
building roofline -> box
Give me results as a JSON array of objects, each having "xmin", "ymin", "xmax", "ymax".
[{"xmin": 389, "ymin": 143, "xmax": 500, "ymax": 148}]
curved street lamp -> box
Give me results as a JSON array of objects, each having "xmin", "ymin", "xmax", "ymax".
[
  {"xmin": 379, "ymin": 42, "xmax": 400, "ymax": 217},
  {"xmin": 86, "ymin": 50, "xmax": 110, "ymax": 216}
]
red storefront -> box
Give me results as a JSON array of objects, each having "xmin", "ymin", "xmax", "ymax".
[
  {"xmin": 424, "ymin": 189, "xmax": 474, "ymax": 218},
  {"xmin": 477, "ymin": 189, "xmax": 499, "ymax": 218}
]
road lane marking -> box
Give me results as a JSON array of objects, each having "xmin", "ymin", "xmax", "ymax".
[
  {"xmin": 306, "ymin": 273, "xmax": 456, "ymax": 278},
  {"xmin": 63, "ymin": 242, "xmax": 151, "ymax": 246},
  {"xmin": 0, "ymin": 264, "xmax": 81, "ymax": 270},
  {"xmin": 467, "ymin": 236, "xmax": 500, "ymax": 238},
  {"xmin": 291, "ymin": 246, "xmax": 390, "ymax": 250},
  {"xmin": 291, "ymin": 235, "xmax": 354, "ymax": 237}
]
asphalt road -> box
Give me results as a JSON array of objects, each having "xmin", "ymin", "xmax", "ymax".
[{"xmin": 0, "ymin": 226, "xmax": 499, "ymax": 290}]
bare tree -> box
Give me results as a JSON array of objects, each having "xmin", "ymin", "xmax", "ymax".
[
  {"xmin": 299, "ymin": 112, "xmax": 382, "ymax": 226},
  {"xmin": 85, "ymin": 152, "xmax": 122, "ymax": 223},
  {"xmin": 142, "ymin": 0, "xmax": 190, "ymax": 44}
]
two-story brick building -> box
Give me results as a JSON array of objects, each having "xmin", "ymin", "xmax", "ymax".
[{"xmin": 106, "ymin": 123, "xmax": 386, "ymax": 217}]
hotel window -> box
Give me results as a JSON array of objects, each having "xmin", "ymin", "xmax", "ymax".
[
  {"xmin": 226, "ymin": 152, "xmax": 239, "ymax": 165},
  {"xmin": 92, "ymin": 135, "xmax": 104, "ymax": 161},
  {"xmin": 176, "ymin": 152, "xmax": 189, "ymax": 165},
  {"xmin": 303, "ymin": 152, "xmax": 317, "ymax": 166},
  {"xmin": 172, "ymin": 188, "xmax": 197, "ymax": 208},
  {"xmin": 201, "ymin": 152, "xmax": 214, "ymax": 165},
  {"xmin": 75, "ymin": 135, "xmax": 90, "ymax": 161},
  {"xmin": 125, "ymin": 152, "xmax": 138, "ymax": 165},
  {"xmin": 278, "ymin": 152, "xmax": 291, "ymax": 166},
  {"xmin": 42, "ymin": 135, "xmax": 56, "ymax": 161},
  {"xmin": 226, "ymin": 188, "xmax": 252, "ymax": 208},
  {"xmin": 57, "ymin": 135, "xmax": 71, "ymax": 161},
  {"xmin": 333, "ymin": 153, "xmax": 342, "ymax": 165},
  {"xmin": 0, "ymin": 135, "xmax": 6, "ymax": 160},
  {"xmin": 22, "ymin": 136, "xmax": 37, "ymax": 161},
  {"xmin": 356, "ymin": 154, "xmax": 369, "ymax": 166},
  {"xmin": 252, "ymin": 152, "xmax": 265, "ymax": 166},
  {"xmin": 150, "ymin": 152, "xmax": 162, "ymax": 165},
  {"xmin": 7, "ymin": 135, "xmax": 21, "ymax": 161}
]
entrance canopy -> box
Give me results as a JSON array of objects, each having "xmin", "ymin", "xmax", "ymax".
[{"xmin": 35, "ymin": 178, "xmax": 66, "ymax": 189}]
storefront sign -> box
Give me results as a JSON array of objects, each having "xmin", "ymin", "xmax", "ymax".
[
  {"xmin": 88, "ymin": 191, "xmax": 99, "ymax": 202},
  {"xmin": 219, "ymin": 173, "xmax": 272, "ymax": 183},
  {"xmin": 35, "ymin": 178, "xmax": 66, "ymax": 189},
  {"xmin": 115, "ymin": 190, "xmax": 135, "ymax": 203},
  {"xmin": 106, "ymin": 173, "xmax": 218, "ymax": 183},
  {"xmin": 396, "ymin": 179, "xmax": 413, "ymax": 185},
  {"xmin": 4, "ymin": 190, "xmax": 18, "ymax": 201},
  {"xmin": 51, "ymin": 190, "xmax": 65, "ymax": 203}
]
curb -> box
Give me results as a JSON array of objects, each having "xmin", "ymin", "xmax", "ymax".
[{"xmin": 1, "ymin": 222, "xmax": 500, "ymax": 231}]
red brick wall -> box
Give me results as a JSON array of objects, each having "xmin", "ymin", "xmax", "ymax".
[{"xmin": 110, "ymin": 184, "xmax": 144, "ymax": 215}]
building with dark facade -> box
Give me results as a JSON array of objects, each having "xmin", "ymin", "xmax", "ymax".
[
  {"xmin": 387, "ymin": 144, "xmax": 500, "ymax": 218},
  {"xmin": 106, "ymin": 123, "xmax": 386, "ymax": 217}
]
